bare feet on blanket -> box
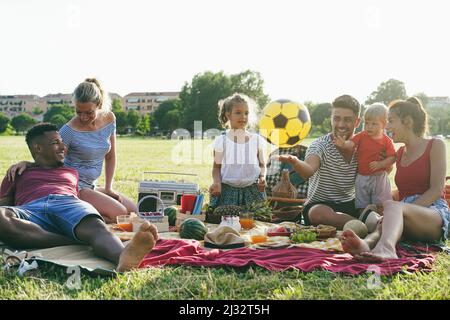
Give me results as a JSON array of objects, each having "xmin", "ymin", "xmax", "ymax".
[
  {"xmin": 354, "ymin": 247, "xmax": 398, "ymax": 262},
  {"xmin": 116, "ymin": 221, "xmax": 158, "ymax": 272},
  {"xmin": 339, "ymin": 229, "xmax": 370, "ymax": 256}
]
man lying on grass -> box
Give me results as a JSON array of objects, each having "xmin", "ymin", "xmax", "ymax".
[{"xmin": 0, "ymin": 123, "xmax": 157, "ymax": 272}]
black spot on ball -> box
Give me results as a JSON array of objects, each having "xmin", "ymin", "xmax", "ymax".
[
  {"xmin": 287, "ymin": 136, "xmax": 300, "ymax": 145},
  {"xmin": 273, "ymin": 114, "xmax": 288, "ymax": 128}
]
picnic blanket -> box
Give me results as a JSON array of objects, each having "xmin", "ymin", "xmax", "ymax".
[
  {"xmin": 1, "ymin": 220, "xmax": 445, "ymax": 276},
  {"xmin": 139, "ymin": 239, "xmax": 442, "ymax": 275},
  {"xmin": 3, "ymin": 238, "xmax": 440, "ymax": 276}
]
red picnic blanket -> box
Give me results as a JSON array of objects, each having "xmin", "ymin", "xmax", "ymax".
[{"xmin": 139, "ymin": 239, "xmax": 442, "ymax": 275}]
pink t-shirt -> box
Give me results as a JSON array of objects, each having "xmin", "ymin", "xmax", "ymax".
[{"xmin": 0, "ymin": 166, "xmax": 79, "ymax": 206}]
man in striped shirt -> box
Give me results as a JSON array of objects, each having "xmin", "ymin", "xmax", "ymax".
[{"xmin": 277, "ymin": 95, "xmax": 361, "ymax": 228}]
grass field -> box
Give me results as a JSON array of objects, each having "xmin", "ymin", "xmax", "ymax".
[{"xmin": 0, "ymin": 135, "xmax": 449, "ymax": 300}]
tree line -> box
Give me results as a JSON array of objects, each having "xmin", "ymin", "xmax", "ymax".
[{"xmin": 0, "ymin": 75, "xmax": 449, "ymax": 137}]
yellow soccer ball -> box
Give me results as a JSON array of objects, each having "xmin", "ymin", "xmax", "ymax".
[{"xmin": 259, "ymin": 99, "xmax": 311, "ymax": 148}]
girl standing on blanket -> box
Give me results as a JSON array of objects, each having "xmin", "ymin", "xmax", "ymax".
[
  {"xmin": 7, "ymin": 78, "xmax": 137, "ymax": 223},
  {"xmin": 340, "ymin": 97, "xmax": 450, "ymax": 261},
  {"xmin": 209, "ymin": 93, "xmax": 267, "ymax": 208}
]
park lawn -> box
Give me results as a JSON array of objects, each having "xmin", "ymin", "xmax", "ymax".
[{"xmin": 0, "ymin": 135, "xmax": 449, "ymax": 300}]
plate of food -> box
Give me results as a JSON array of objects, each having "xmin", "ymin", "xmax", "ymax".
[
  {"xmin": 251, "ymin": 236, "xmax": 291, "ymax": 249},
  {"xmin": 267, "ymin": 226, "xmax": 294, "ymax": 237}
]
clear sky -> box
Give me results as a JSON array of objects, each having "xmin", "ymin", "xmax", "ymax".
[{"xmin": 1, "ymin": 0, "xmax": 449, "ymax": 105}]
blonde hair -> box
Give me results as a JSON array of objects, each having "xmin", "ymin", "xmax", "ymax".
[
  {"xmin": 388, "ymin": 97, "xmax": 428, "ymax": 137},
  {"xmin": 217, "ymin": 93, "xmax": 258, "ymax": 129},
  {"xmin": 364, "ymin": 103, "xmax": 388, "ymax": 122},
  {"xmin": 73, "ymin": 78, "xmax": 111, "ymax": 114}
]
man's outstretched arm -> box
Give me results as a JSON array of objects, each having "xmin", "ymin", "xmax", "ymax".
[{"xmin": 276, "ymin": 154, "xmax": 321, "ymax": 180}]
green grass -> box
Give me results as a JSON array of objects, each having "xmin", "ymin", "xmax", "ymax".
[{"xmin": 0, "ymin": 136, "xmax": 449, "ymax": 300}]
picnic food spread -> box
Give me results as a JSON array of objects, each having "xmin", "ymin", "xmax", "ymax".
[{"xmin": 108, "ymin": 203, "xmax": 339, "ymax": 250}]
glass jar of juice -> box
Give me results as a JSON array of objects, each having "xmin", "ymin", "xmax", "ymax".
[
  {"xmin": 117, "ymin": 215, "xmax": 133, "ymax": 232},
  {"xmin": 239, "ymin": 212, "xmax": 254, "ymax": 230}
]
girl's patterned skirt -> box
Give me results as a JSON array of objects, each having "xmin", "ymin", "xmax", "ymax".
[{"xmin": 209, "ymin": 182, "xmax": 266, "ymax": 208}]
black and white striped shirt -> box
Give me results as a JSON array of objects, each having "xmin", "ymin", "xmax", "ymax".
[{"xmin": 305, "ymin": 133, "xmax": 357, "ymax": 204}]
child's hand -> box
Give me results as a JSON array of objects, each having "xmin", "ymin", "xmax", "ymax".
[
  {"xmin": 332, "ymin": 135, "xmax": 346, "ymax": 148},
  {"xmin": 369, "ymin": 161, "xmax": 383, "ymax": 171},
  {"xmin": 209, "ymin": 183, "xmax": 221, "ymax": 197},
  {"xmin": 257, "ymin": 176, "xmax": 266, "ymax": 192},
  {"xmin": 274, "ymin": 154, "xmax": 298, "ymax": 164}
]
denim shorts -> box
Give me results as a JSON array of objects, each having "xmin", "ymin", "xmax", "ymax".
[
  {"xmin": 3, "ymin": 194, "xmax": 103, "ymax": 242},
  {"xmin": 78, "ymin": 179, "xmax": 96, "ymax": 191},
  {"xmin": 402, "ymin": 195, "xmax": 450, "ymax": 240}
]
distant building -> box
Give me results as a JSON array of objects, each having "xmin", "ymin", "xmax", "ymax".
[
  {"xmin": 124, "ymin": 92, "xmax": 179, "ymax": 115},
  {"xmin": 42, "ymin": 93, "xmax": 73, "ymax": 108},
  {"xmin": 0, "ymin": 90, "xmax": 177, "ymax": 119},
  {"xmin": 427, "ymin": 96, "xmax": 450, "ymax": 109},
  {"xmin": 0, "ymin": 95, "xmax": 45, "ymax": 119}
]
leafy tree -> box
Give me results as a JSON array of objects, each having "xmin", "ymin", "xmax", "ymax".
[
  {"xmin": 149, "ymin": 114, "xmax": 157, "ymax": 131},
  {"xmin": 43, "ymin": 104, "xmax": 74, "ymax": 124},
  {"xmin": 115, "ymin": 111, "xmax": 128, "ymax": 135},
  {"xmin": 162, "ymin": 109, "xmax": 181, "ymax": 132},
  {"xmin": 112, "ymin": 98, "xmax": 123, "ymax": 113},
  {"xmin": 127, "ymin": 110, "xmax": 141, "ymax": 132},
  {"xmin": 427, "ymin": 106, "xmax": 450, "ymax": 136},
  {"xmin": 180, "ymin": 71, "xmax": 233, "ymax": 132},
  {"xmin": 11, "ymin": 113, "xmax": 37, "ymax": 134},
  {"xmin": 411, "ymin": 93, "xmax": 450, "ymax": 135},
  {"xmin": 365, "ymin": 79, "xmax": 407, "ymax": 105},
  {"xmin": 303, "ymin": 101, "xmax": 316, "ymax": 113},
  {"xmin": 0, "ymin": 113, "xmax": 10, "ymax": 134},
  {"xmin": 32, "ymin": 106, "xmax": 44, "ymax": 115},
  {"xmin": 307, "ymin": 102, "xmax": 332, "ymax": 135},
  {"xmin": 153, "ymin": 99, "xmax": 181, "ymax": 130},
  {"xmin": 230, "ymin": 70, "xmax": 270, "ymax": 109},
  {"xmin": 310, "ymin": 103, "xmax": 331, "ymax": 127},
  {"xmin": 50, "ymin": 114, "xmax": 68, "ymax": 129},
  {"xmin": 137, "ymin": 114, "xmax": 151, "ymax": 135}
]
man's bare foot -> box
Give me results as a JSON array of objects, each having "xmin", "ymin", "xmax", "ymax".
[
  {"xmin": 116, "ymin": 221, "xmax": 158, "ymax": 272},
  {"xmin": 355, "ymin": 247, "xmax": 398, "ymax": 263},
  {"xmin": 339, "ymin": 229, "xmax": 370, "ymax": 256},
  {"xmin": 354, "ymin": 249, "xmax": 398, "ymax": 263}
]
